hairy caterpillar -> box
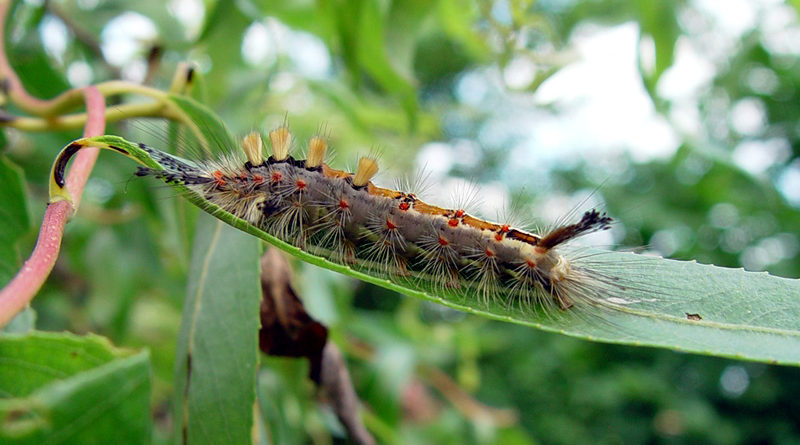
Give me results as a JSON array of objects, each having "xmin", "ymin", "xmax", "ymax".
[{"xmin": 49, "ymin": 126, "xmax": 626, "ymax": 315}]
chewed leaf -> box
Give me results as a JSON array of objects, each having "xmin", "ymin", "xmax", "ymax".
[{"xmin": 47, "ymin": 133, "xmax": 800, "ymax": 366}]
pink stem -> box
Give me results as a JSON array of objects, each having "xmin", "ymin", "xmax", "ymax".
[{"xmin": 0, "ymin": 87, "xmax": 106, "ymax": 327}]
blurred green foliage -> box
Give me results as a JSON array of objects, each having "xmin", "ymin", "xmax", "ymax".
[
  {"xmin": 0, "ymin": 333, "xmax": 151, "ymax": 444},
  {"xmin": 2, "ymin": 0, "xmax": 800, "ymax": 443}
]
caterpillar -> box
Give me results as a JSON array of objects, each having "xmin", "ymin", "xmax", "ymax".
[{"xmin": 49, "ymin": 126, "xmax": 625, "ymax": 315}]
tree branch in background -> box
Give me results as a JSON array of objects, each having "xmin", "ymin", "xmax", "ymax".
[
  {"xmin": 420, "ymin": 365, "xmax": 518, "ymax": 427},
  {"xmin": 0, "ymin": 101, "xmax": 167, "ymax": 131}
]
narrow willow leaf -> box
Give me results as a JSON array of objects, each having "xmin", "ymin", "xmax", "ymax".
[
  {"xmin": 355, "ymin": 0, "xmax": 419, "ymax": 127},
  {"xmin": 173, "ymin": 213, "xmax": 261, "ymax": 445},
  {"xmin": 47, "ymin": 134, "xmax": 800, "ymax": 366},
  {"xmin": 166, "ymin": 93, "xmax": 235, "ymax": 156},
  {"xmin": 0, "ymin": 332, "xmax": 151, "ymax": 444}
]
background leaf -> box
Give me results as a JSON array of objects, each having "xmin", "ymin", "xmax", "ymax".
[
  {"xmin": 172, "ymin": 214, "xmax": 261, "ymax": 445},
  {"xmin": 0, "ymin": 332, "xmax": 150, "ymax": 444},
  {"xmin": 156, "ymin": 85, "xmax": 264, "ymax": 445}
]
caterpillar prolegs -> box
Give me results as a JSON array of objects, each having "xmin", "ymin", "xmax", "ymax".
[{"xmin": 49, "ymin": 127, "xmax": 623, "ymax": 315}]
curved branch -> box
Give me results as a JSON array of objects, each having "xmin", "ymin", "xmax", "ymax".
[
  {"xmin": 0, "ymin": 101, "xmax": 171, "ymax": 131},
  {"xmin": 0, "ymin": 87, "xmax": 106, "ymax": 327}
]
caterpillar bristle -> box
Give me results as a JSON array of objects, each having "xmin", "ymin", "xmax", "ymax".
[
  {"xmin": 353, "ymin": 157, "xmax": 379, "ymax": 187},
  {"xmin": 269, "ymin": 126, "xmax": 292, "ymax": 162},
  {"xmin": 362, "ymin": 202, "xmax": 409, "ymax": 276},
  {"xmin": 465, "ymin": 240, "xmax": 502, "ymax": 305},
  {"xmin": 417, "ymin": 224, "xmax": 462, "ymax": 290},
  {"xmin": 242, "ymin": 131, "xmax": 264, "ymax": 167},
  {"xmin": 271, "ymin": 198, "xmax": 308, "ymax": 244},
  {"xmin": 444, "ymin": 178, "xmax": 483, "ymax": 220},
  {"xmin": 394, "ymin": 168, "xmax": 433, "ymax": 201},
  {"xmin": 306, "ymin": 136, "xmax": 327, "ymax": 169}
]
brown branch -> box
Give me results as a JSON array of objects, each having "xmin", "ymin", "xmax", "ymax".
[
  {"xmin": 320, "ymin": 343, "xmax": 376, "ymax": 445},
  {"xmin": 346, "ymin": 333, "xmax": 518, "ymax": 427}
]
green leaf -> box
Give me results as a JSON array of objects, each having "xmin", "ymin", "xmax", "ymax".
[
  {"xmin": 46, "ymin": 88, "xmax": 800, "ymax": 367},
  {"xmin": 158, "ymin": 93, "xmax": 262, "ymax": 444},
  {"xmin": 166, "ymin": 93, "xmax": 237, "ymax": 157},
  {"xmin": 173, "ymin": 213, "xmax": 262, "ymax": 445},
  {"xmin": 267, "ymin": 0, "xmax": 419, "ymax": 129},
  {"xmin": 196, "ymin": 0, "xmax": 229, "ymax": 43},
  {"xmin": 193, "ymin": 4, "xmax": 251, "ymax": 104},
  {"xmin": 635, "ymin": 0, "xmax": 681, "ymax": 107},
  {"xmin": 0, "ymin": 332, "xmax": 151, "ymax": 444},
  {"xmin": 791, "ymin": 0, "xmax": 800, "ymax": 15},
  {"xmin": 436, "ymin": 0, "xmax": 490, "ymax": 60},
  {"xmin": 0, "ymin": 156, "xmax": 30, "ymax": 287},
  {"xmin": 354, "ymin": 0, "xmax": 419, "ymax": 129}
]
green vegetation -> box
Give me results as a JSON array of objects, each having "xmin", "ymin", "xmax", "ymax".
[{"xmin": 1, "ymin": 0, "xmax": 799, "ymax": 443}]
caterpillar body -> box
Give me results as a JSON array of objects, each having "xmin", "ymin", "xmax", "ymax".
[{"xmin": 51, "ymin": 126, "xmax": 622, "ymax": 314}]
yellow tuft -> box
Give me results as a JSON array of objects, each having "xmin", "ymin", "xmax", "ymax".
[
  {"xmin": 241, "ymin": 132, "xmax": 263, "ymax": 166},
  {"xmin": 269, "ymin": 126, "xmax": 291, "ymax": 161},
  {"xmin": 353, "ymin": 157, "xmax": 379, "ymax": 187},
  {"xmin": 306, "ymin": 136, "xmax": 327, "ymax": 168}
]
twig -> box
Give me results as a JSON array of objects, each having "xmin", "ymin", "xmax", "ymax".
[
  {"xmin": 0, "ymin": 101, "xmax": 171, "ymax": 131},
  {"xmin": 0, "ymin": 86, "xmax": 105, "ymax": 326},
  {"xmin": 420, "ymin": 365, "xmax": 518, "ymax": 427},
  {"xmin": 0, "ymin": 0, "xmax": 54, "ymax": 115},
  {"xmin": 347, "ymin": 336, "xmax": 518, "ymax": 427},
  {"xmin": 320, "ymin": 343, "xmax": 376, "ymax": 445}
]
